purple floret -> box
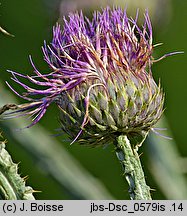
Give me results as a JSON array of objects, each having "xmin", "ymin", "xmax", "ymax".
[{"xmin": 5, "ymin": 7, "xmax": 153, "ymax": 128}]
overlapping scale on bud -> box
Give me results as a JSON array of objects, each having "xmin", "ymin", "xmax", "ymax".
[{"xmin": 5, "ymin": 7, "xmax": 164, "ymax": 146}]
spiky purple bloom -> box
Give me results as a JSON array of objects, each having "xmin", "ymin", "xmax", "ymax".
[{"xmin": 5, "ymin": 7, "xmax": 164, "ymax": 145}]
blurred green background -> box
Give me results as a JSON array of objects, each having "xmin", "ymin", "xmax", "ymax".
[{"xmin": 0, "ymin": 0, "xmax": 187, "ymax": 200}]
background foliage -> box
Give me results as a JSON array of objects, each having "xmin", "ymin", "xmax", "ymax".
[{"xmin": 0, "ymin": 0, "xmax": 187, "ymax": 199}]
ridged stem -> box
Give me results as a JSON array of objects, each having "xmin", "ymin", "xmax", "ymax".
[
  {"xmin": 0, "ymin": 138, "xmax": 35, "ymax": 200},
  {"xmin": 115, "ymin": 135, "xmax": 152, "ymax": 200}
]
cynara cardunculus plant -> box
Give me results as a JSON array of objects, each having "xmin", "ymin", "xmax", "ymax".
[{"xmin": 3, "ymin": 7, "xmax": 165, "ymax": 199}]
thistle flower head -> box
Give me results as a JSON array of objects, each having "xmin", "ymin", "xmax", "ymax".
[{"xmin": 5, "ymin": 7, "xmax": 164, "ymax": 145}]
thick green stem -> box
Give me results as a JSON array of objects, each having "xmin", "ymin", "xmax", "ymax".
[
  {"xmin": 115, "ymin": 135, "xmax": 151, "ymax": 200},
  {"xmin": 0, "ymin": 137, "xmax": 35, "ymax": 200}
]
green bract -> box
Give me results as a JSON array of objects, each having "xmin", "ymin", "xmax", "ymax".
[{"xmin": 59, "ymin": 72, "xmax": 164, "ymax": 145}]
